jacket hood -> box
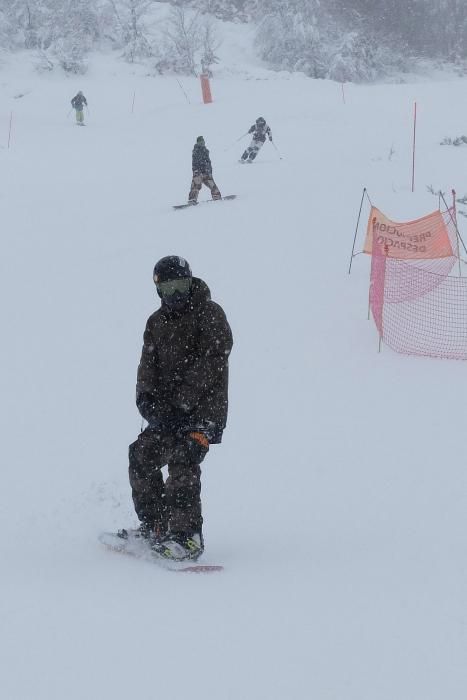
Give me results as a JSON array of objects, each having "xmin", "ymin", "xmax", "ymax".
[{"xmin": 190, "ymin": 277, "xmax": 211, "ymax": 305}]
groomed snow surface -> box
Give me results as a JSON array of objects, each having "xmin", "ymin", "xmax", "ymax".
[{"xmin": 1, "ymin": 54, "xmax": 467, "ymax": 699}]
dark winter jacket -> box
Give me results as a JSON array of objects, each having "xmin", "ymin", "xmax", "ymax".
[
  {"xmin": 71, "ymin": 94, "xmax": 87, "ymax": 110},
  {"xmin": 136, "ymin": 278, "xmax": 233, "ymax": 443},
  {"xmin": 192, "ymin": 143, "xmax": 212, "ymax": 175},
  {"xmin": 248, "ymin": 123, "xmax": 272, "ymax": 143}
]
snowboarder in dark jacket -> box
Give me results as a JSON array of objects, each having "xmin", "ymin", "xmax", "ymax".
[
  {"xmin": 71, "ymin": 91, "xmax": 87, "ymax": 125},
  {"xmin": 240, "ymin": 117, "xmax": 272, "ymax": 163},
  {"xmin": 188, "ymin": 136, "xmax": 222, "ymax": 204},
  {"xmin": 126, "ymin": 255, "xmax": 233, "ymax": 561}
]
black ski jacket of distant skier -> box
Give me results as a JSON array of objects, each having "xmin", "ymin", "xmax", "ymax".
[
  {"xmin": 71, "ymin": 94, "xmax": 87, "ymax": 110},
  {"xmin": 192, "ymin": 143, "xmax": 212, "ymax": 175},
  {"xmin": 135, "ymin": 277, "xmax": 233, "ymax": 444},
  {"xmin": 248, "ymin": 123, "xmax": 272, "ymax": 143}
]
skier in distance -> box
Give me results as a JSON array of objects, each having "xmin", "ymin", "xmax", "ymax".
[
  {"xmin": 71, "ymin": 90, "xmax": 87, "ymax": 126},
  {"xmin": 240, "ymin": 117, "xmax": 272, "ymax": 163}
]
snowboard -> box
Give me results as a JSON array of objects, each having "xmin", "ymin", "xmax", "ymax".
[
  {"xmin": 173, "ymin": 195, "xmax": 236, "ymax": 210},
  {"xmin": 99, "ymin": 531, "xmax": 223, "ymax": 574}
]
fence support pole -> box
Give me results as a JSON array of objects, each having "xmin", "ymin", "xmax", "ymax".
[
  {"xmin": 440, "ymin": 190, "xmax": 467, "ymax": 258},
  {"xmin": 348, "ymin": 187, "xmax": 367, "ymax": 275},
  {"xmin": 367, "ymin": 216, "xmax": 377, "ymax": 319},
  {"xmin": 452, "ymin": 189, "xmax": 462, "ymax": 277}
]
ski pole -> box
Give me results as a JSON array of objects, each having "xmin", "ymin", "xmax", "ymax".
[
  {"xmin": 67, "ymin": 108, "xmax": 72, "ymax": 118},
  {"xmin": 224, "ymin": 133, "xmax": 248, "ymax": 152},
  {"xmin": 270, "ymin": 140, "xmax": 283, "ymax": 160}
]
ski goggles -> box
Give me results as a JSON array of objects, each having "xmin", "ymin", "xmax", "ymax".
[{"xmin": 155, "ymin": 277, "xmax": 192, "ymax": 297}]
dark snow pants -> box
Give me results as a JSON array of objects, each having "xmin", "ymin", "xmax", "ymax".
[
  {"xmin": 188, "ymin": 172, "xmax": 221, "ymax": 202},
  {"xmin": 128, "ymin": 427, "xmax": 208, "ymax": 536},
  {"xmin": 241, "ymin": 138, "xmax": 264, "ymax": 162}
]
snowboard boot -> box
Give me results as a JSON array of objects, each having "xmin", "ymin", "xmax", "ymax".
[
  {"xmin": 118, "ymin": 522, "xmax": 166, "ymax": 543},
  {"xmin": 187, "ymin": 199, "xmax": 198, "ymax": 206},
  {"xmin": 152, "ymin": 531, "xmax": 204, "ymax": 561}
]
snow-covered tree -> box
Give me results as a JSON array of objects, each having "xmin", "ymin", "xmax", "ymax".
[{"xmin": 162, "ymin": 6, "xmax": 201, "ymax": 75}]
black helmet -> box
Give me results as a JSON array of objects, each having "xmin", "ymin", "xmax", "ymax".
[
  {"xmin": 256, "ymin": 117, "xmax": 266, "ymax": 126},
  {"xmin": 153, "ymin": 255, "xmax": 192, "ymax": 283},
  {"xmin": 153, "ymin": 256, "xmax": 192, "ymax": 310},
  {"xmin": 196, "ymin": 136, "xmax": 205, "ymax": 145}
]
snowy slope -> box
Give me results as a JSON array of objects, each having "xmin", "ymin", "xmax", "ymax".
[{"xmin": 1, "ymin": 53, "xmax": 467, "ymax": 700}]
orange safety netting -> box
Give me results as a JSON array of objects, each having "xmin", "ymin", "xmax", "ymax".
[
  {"xmin": 364, "ymin": 206, "xmax": 454, "ymax": 260},
  {"xmin": 368, "ymin": 207, "xmax": 467, "ymax": 360}
]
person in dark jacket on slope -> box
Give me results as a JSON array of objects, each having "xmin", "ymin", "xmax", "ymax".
[
  {"xmin": 188, "ymin": 136, "xmax": 222, "ymax": 204},
  {"xmin": 125, "ymin": 255, "xmax": 233, "ymax": 561},
  {"xmin": 71, "ymin": 90, "xmax": 87, "ymax": 125},
  {"xmin": 240, "ymin": 116, "xmax": 272, "ymax": 162}
]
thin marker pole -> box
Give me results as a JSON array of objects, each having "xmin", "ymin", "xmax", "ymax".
[
  {"xmin": 440, "ymin": 190, "xmax": 467, "ymax": 257},
  {"xmin": 176, "ymin": 79, "xmax": 190, "ymax": 104},
  {"xmin": 368, "ymin": 216, "xmax": 377, "ymax": 319},
  {"xmin": 411, "ymin": 101, "xmax": 417, "ymax": 192},
  {"xmin": 131, "ymin": 90, "xmax": 136, "ymax": 114},
  {"xmin": 452, "ymin": 189, "xmax": 462, "ymax": 277},
  {"xmin": 348, "ymin": 187, "xmax": 367, "ymax": 274},
  {"xmin": 7, "ymin": 111, "xmax": 13, "ymax": 148},
  {"xmin": 341, "ymin": 83, "xmax": 346, "ymax": 104}
]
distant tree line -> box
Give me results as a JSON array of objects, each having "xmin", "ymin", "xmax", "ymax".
[{"xmin": 0, "ymin": 0, "xmax": 466, "ymax": 80}]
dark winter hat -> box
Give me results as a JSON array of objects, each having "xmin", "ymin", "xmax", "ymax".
[
  {"xmin": 256, "ymin": 117, "xmax": 266, "ymax": 125},
  {"xmin": 196, "ymin": 136, "xmax": 205, "ymax": 145}
]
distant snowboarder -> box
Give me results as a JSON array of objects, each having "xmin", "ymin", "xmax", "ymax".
[
  {"xmin": 123, "ymin": 255, "xmax": 233, "ymax": 561},
  {"xmin": 71, "ymin": 91, "xmax": 87, "ymax": 126},
  {"xmin": 240, "ymin": 117, "xmax": 272, "ymax": 163},
  {"xmin": 188, "ymin": 136, "xmax": 222, "ymax": 204}
]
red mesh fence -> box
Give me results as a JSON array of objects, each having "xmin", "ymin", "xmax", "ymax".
[{"xmin": 369, "ymin": 206, "xmax": 467, "ymax": 360}]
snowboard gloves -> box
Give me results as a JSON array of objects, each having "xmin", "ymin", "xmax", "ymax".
[
  {"xmin": 185, "ymin": 431, "xmax": 209, "ymax": 463},
  {"xmin": 190, "ymin": 432, "xmax": 209, "ymax": 449}
]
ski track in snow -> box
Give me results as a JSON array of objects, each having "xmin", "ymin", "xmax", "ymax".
[{"xmin": 1, "ymin": 52, "xmax": 467, "ymax": 700}]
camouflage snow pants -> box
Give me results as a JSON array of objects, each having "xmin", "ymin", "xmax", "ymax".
[
  {"xmin": 241, "ymin": 138, "xmax": 264, "ymax": 162},
  {"xmin": 188, "ymin": 171, "xmax": 221, "ymax": 202},
  {"xmin": 128, "ymin": 428, "xmax": 208, "ymax": 536},
  {"xmin": 75, "ymin": 109, "xmax": 84, "ymax": 124}
]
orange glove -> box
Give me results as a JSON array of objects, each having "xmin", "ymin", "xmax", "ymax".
[{"xmin": 189, "ymin": 432, "xmax": 209, "ymax": 449}]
